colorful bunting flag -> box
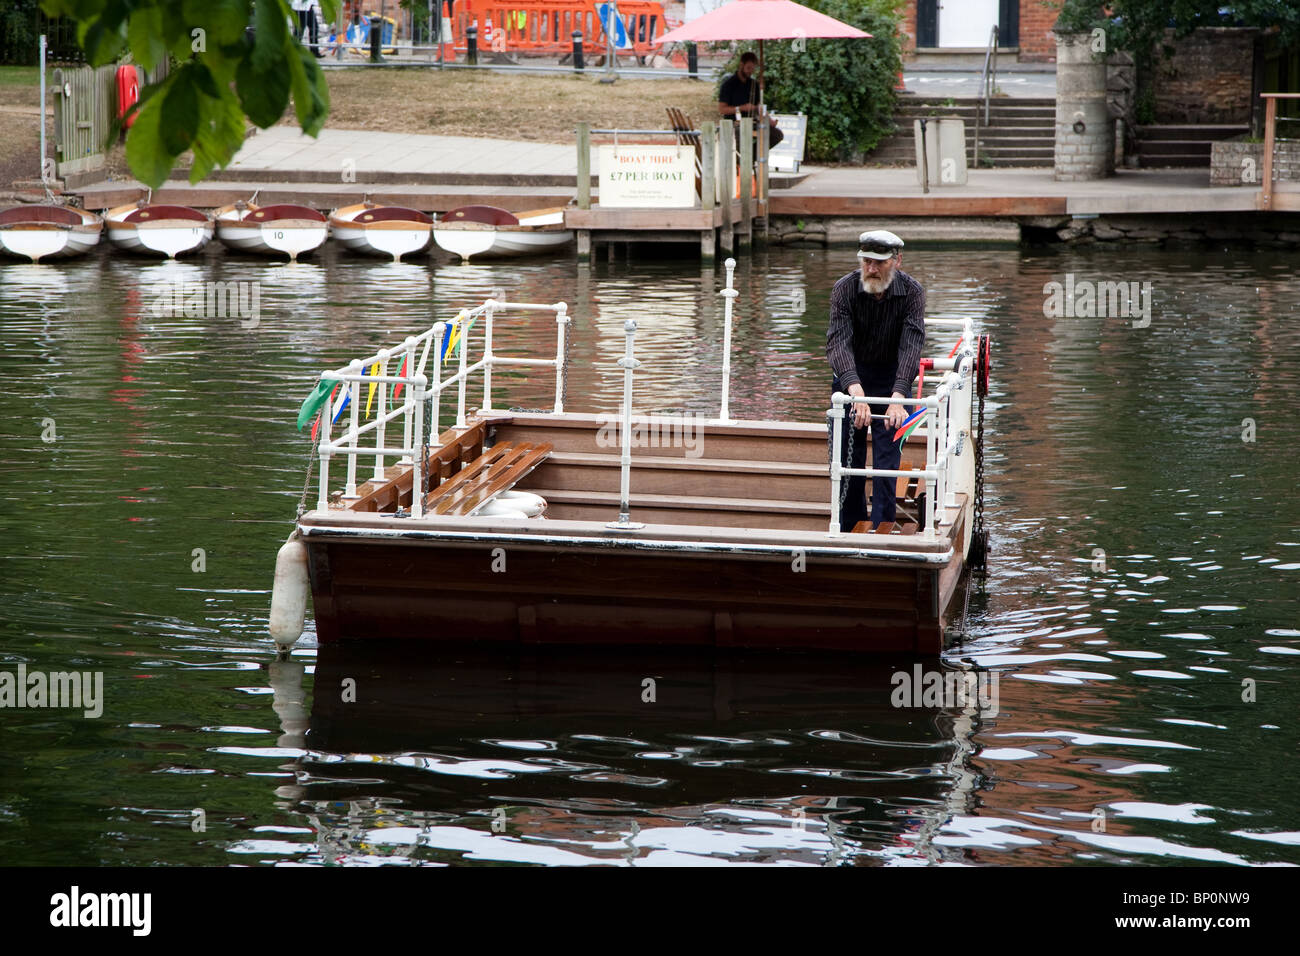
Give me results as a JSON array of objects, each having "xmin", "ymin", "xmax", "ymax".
[{"xmin": 894, "ymin": 407, "xmax": 927, "ymax": 445}]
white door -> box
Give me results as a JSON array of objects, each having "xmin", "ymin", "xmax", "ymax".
[{"xmin": 938, "ymin": 0, "xmax": 998, "ymax": 48}]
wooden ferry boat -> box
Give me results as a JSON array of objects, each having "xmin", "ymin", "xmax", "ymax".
[
  {"xmin": 270, "ymin": 265, "xmax": 991, "ymax": 655},
  {"xmin": 433, "ymin": 204, "xmax": 573, "ymax": 261},
  {"xmin": 0, "ymin": 203, "xmax": 102, "ymax": 263},
  {"xmin": 104, "ymin": 201, "xmax": 213, "ymax": 258},
  {"xmin": 328, "ymin": 201, "xmax": 433, "ymax": 262}
]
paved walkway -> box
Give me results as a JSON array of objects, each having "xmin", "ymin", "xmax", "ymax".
[{"xmin": 76, "ymin": 126, "xmax": 1283, "ymax": 217}]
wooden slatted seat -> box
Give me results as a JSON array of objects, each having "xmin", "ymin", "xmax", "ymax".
[
  {"xmin": 425, "ymin": 440, "xmax": 552, "ymax": 516},
  {"xmin": 666, "ymin": 107, "xmax": 703, "ymax": 197}
]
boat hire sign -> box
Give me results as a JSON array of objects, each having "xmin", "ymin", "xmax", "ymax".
[{"xmin": 598, "ymin": 145, "xmax": 695, "ymax": 208}]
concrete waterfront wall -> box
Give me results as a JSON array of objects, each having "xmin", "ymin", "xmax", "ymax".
[
  {"xmin": 1211, "ymin": 138, "xmax": 1300, "ymax": 187},
  {"xmin": 768, "ymin": 214, "xmax": 1300, "ymax": 249},
  {"xmin": 1055, "ymin": 34, "xmax": 1113, "ymax": 182}
]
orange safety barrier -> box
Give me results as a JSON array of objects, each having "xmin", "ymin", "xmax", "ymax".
[{"xmin": 452, "ymin": 1, "xmax": 666, "ymax": 58}]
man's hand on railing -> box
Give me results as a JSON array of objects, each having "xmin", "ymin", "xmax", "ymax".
[
  {"xmin": 847, "ymin": 383, "xmax": 869, "ymax": 428},
  {"xmin": 884, "ymin": 393, "xmax": 908, "ymax": 430}
]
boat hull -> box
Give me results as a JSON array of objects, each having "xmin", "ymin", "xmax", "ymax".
[
  {"xmin": 328, "ymin": 203, "xmax": 433, "ymax": 261},
  {"xmin": 105, "ymin": 203, "xmax": 213, "ymax": 258},
  {"xmin": 433, "ymin": 225, "xmax": 574, "ymax": 260},
  {"xmin": 0, "ymin": 206, "xmax": 102, "ymax": 263},
  {"xmin": 215, "ymin": 203, "xmax": 328, "ymax": 260},
  {"xmin": 301, "ymin": 527, "xmax": 963, "ymax": 653}
]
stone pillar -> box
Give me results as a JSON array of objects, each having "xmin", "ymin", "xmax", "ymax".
[{"xmin": 1055, "ymin": 32, "xmax": 1113, "ymax": 181}]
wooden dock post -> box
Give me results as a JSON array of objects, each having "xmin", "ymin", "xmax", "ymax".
[
  {"xmin": 757, "ymin": 113, "xmax": 770, "ymax": 238},
  {"xmin": 577, "ymin": 122, "xmax": 591, "ymax": 210},
  {"xmin": 576, "ymin": 122, "xmax": 591, "ymax": 259},
  {"xmin": 719, "ymin": 118, "xmax": 735, "ymax": 254},
  {"xmin": 700, "ymin": 120, "xmax": 717, "ymax": 260},
  {"xmin": 738, "ymin": 117, "xmax": 753, "ymax": 248}
]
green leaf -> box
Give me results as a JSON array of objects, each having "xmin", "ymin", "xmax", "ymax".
[
  {"xmin": 253, "ymin": 0, "xmax": 290, "ymax": 73},
  {"xmin": 236, "ymin": 54, "xmax": 291, "ymax": 128},
  {"xmin": 285, "ymin": 44, "xmax": 329, "ymax": 137},
  {"xmin": 160, "ymin": 67, "xmax": 200, "ymax": 156},
  {"xmin": 183, "ymin": 0, "xmax": 254, "ymax": 47},
  {"xmin": 78, "ymin": 19, "xmax": 127, "ymax": 66},
  {"xmin": 126, "ymin": 6, "xmax": 166, "ymax": 71},
  {"xmin": 125, "ymin": 79, "xmax": 180, "ymax": 189},
  {"xmin": 189, "ymin": 85, "xmax": 247, "ymax": 183}
]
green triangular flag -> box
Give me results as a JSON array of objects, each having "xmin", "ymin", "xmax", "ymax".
[{"xmin": 297, "ymin": 378, "xmax": 334, "ymax": 431}]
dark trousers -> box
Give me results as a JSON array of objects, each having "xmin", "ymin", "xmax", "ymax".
[
  {"xmin": 833, "ymin": 368, "xmax": 909, "ymax": 532},
  {"xmin": 298, "ymin": 9, "xmax": 320, "ymax": 54}
]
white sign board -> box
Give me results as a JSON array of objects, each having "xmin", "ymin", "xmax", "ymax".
[
  {"xmin": 769, "ymin": 113, "xmax": 807, "ymax": 173},
  {"xmin": 598, "ymin": 145, "xmax": 695, "ymax": 208}
]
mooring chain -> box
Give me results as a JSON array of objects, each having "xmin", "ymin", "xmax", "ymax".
[
  {"xmin": 561, "ymin": 316, "xmax": 570, "ymax": 411},
  {"xmin": 296, "ymin": 432, "xmax": 322, "ymax": 518},
  {"xmin": 826, "ymin": 407, "xmax": 854, "ymax": 523}
]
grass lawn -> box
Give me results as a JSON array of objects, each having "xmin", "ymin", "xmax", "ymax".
[{"xmin": 298, "ymin": 67, "xmax": 721, "ymax": 143}]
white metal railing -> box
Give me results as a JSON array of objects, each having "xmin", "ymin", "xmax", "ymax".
[
  {"xmin": 827, "ymin": 317, "xmax": 977, "ymax": 539},
  {"xmin": 313, "ymin": 298, "xmax": 570, "ymax": 518}
]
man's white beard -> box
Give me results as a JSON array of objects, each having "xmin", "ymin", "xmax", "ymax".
[{"xmin": 861, "ymin": 270, "xmax": 892, "ymax": 294}]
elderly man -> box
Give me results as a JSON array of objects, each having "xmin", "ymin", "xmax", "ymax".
[{"xmin": 826, "ymin": 230, "xmax": 926, "ymax": 532}]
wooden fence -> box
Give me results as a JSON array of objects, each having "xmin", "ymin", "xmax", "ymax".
[{"xmin": 51, "ymin": 60, "xmax": 168, "ymax": 177}]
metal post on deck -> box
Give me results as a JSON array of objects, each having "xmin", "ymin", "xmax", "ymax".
[
  {"xmin": 924, "ymin": 386, "xmax": 937, "ymax": 536},
  {"xmin": 373, "ymin": 348, "xmax": 390, "ymax": 481},
  {"xmin": 553, "ymin": 304, "xmax": 570, "ymax": 413},
  {"xmin": 481, "ymin": 303, "xmax": 495, "ymax": 411},
  {"xmin": 607, "ymin": 320, "xmax": 645, "ymax": 530},
  {"xmin": 344, "ymin": 360, "xmax": 363, "ymax": 498},
  {"xmin": 400, "ymin": 336, "xmax": 418, "ymax": 462},
  {"xmin": 718, "ymin": 257, "xmax": 737, "ymax": 421},
  {"xmin": 431, "ymin": 321, "xmax": 446, "ymax": 438},
  {"xmin": 828, "ymin": 394, "xmax": 846, "ymax": 535},
  {"xmin": 317, "ymin": 378, "xmax": 335, "ymax": 512},
  {"xmin": 455, "ymin": 311, "xmax": 470, "ymax": 428},
  {"xmin": 410, "ymin": 374, "xmax": 428, "ymax": 518}
]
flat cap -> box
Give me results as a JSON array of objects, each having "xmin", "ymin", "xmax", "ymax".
[{"xmin": 856, "ymin": 229, "xmax": 904, "ymax": 260}]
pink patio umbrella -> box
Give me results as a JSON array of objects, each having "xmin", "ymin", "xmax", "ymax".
[{"xmin": 657, "ymin": 0, "xmax": 872, "ymax": 103}]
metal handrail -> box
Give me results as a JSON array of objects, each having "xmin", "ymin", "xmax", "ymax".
[
  {"xmin": 973, "ymin": 24, "xmax": 999, "ymax": 168},
  {"xmin": 313, "ymin": 298, "xmax": 570, "ymax": 518}
]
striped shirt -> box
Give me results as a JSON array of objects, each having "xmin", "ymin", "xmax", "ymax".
[{"xmin": 825, "ymin": 268, "xmax": 926, "ymax": 397}]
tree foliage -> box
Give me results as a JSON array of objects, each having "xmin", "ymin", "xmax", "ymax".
[
  {"xmin": 40, "ymin": 0, "xmax": 340, "ymax": 187},
  {"xmin": 719, "ymin": 0, "xmax": 904, "ymax": 162},
  {"xmin": 1054, "ymin": 1, "xmax": 1300, "ymax": 64}
]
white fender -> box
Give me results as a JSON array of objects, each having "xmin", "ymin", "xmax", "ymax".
[
  {"xmin": 269, "ymin": 532, "xmax": 309, "ymax": 651},
  {"xmin": 495, "ymin": 490, "xmax": 547, "ymax": 516},
  {"xmin": 475, "ymin": 500, "xmax": 531, "ymax": 519}
]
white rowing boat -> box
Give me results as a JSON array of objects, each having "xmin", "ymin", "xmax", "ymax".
[
  {"xmin": 215, "ymin": 201, "xmax": 329, "ymax": 261},
  {"xmin": 433, "ymin": 205, "xmax": 573, "ymax": 261},
  {"xmin": 0, "ymin": 204, "xmax": 103, "ymax": 263},
  {"xmin": 105, "ymin": 202, "xmax": 213, "ymax": 259},
  {"xmin": 328, "ymin": 202, "xmax": 433, "ymax": 262}
]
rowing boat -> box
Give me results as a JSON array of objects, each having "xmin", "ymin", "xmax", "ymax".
[
  {"xmin": 328, "ymin": 201, "xmax": 433, "ymax": 262},
  {"xmin": 215, "ymin": 200, "xmax": 329, "ymax": 261},
  {"xmin": 433, "ymin": 204, "xmax": 573, "ymax": 261},
  {"xmin": 104, "ymin": 201, "xmax": 213, "ymax": 258},
  {"xmin": 0, "ymin": 204, "xmax": 102, "ymax": 263},
  {"xmin": 271, "ymin": 263, "xmax": 991, "ymax": 655}
]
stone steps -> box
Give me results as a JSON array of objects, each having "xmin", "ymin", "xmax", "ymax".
[{"xmin": 870, "ymin": 96, "xmax": 1056, "ymax": 168}]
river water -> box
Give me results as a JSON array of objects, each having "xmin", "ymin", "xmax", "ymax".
[{"xmin": 1, "ymin": 241, "xmax": 1296, "ymax": 866}]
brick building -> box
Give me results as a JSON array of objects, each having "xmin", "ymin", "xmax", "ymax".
[{"xmin": 899, "ymin": 0, "xmax": 1061, "ymax": 62}]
